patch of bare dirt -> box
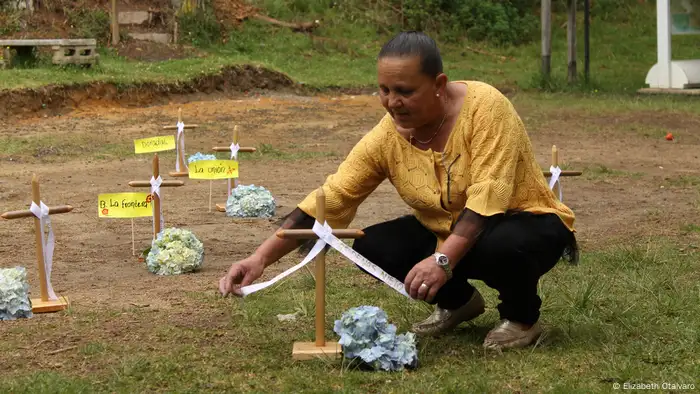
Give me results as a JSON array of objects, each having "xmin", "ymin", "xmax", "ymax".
[
  {"xmin": 113, "ymin": 39, "xmax": 204, "ymax": 62},
  {"xmin": 212, "ymin": 0, "xmax": 259, "ymax": 27}
]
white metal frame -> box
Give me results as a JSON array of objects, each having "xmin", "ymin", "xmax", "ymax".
[{"xmin": 645, "ymin": 0, "xmax": 700, "ymax": 89}]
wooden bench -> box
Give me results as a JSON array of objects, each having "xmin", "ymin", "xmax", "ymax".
[{"xmin": 0, "ymin": 39, "xmax": 99, "ymax": 69}]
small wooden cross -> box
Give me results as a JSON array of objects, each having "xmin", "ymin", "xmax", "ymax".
[
  {"xmin": 542, "ymin": 145, "xmax": 582, "ymax": 178},
  {"xmin": 212, "ymin": 125, "xmax": 257, "ymax": 212},
  {"xmin": 542, "ymin": 145, "xmax": 582, "ymax": 201},
  {"xmin": 1, "ymin": 174, "xmax": 73, "ymax": 313},
  {"xmin": 275, "ymin": 187, "xmax": 365, "ymax": 360},
  {"xmin": 128, "ymin": 153, "xmax": 185, "ymax": 238},
  {"xmin": 163, "ymin": 108, "xmax": 199, "ymax": 178}
]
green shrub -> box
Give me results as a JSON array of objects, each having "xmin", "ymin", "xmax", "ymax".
[
  {"xmin": 66, "ymin": 8, "xmax": 111, "ymax": 44},
  {"xmin": 177, "ymin": 7, "xmax": 222, "ymax": 48}
]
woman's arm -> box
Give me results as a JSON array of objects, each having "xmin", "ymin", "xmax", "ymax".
[
  {"xmin": 219, "ymin": 120, "xmax": 390, "ymax": 296},
  {"xmin": 254, "ymin": 207, "xmax": 315, "ymax": 267},
  {"xmin": 435, "ymin": 208, "xmax": 487, "ymax": 269}
]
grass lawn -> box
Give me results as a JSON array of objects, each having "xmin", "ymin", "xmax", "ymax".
[{"xmin": 0, "ymin": 240, "xmax": 698, "ymax": 392}]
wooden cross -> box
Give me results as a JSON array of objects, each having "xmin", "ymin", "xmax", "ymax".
[
  {"xmin": 163, "ymin": 108, "xmax": 199, "ymax": 178},
  {"xmin": 543, "ymin": 145, "xmax": 582, "ymax": 178},
  {"xmin": 128, "ymin": 153, "xmax": 185, "ymax": 238},
  {"xmin": 212, "ymin": 125, "xmax": 257, "ymax": 212},
  {"xmin": 542, "ymin": 145, "xmax": 582, "ymax": 201},
  {"xmin": 275, "ymin": 187, "xmax": 365, "ymax": 360},
  {"xmin": 1, "ymin": 174, "xmax": 73, "ymax": 313}
]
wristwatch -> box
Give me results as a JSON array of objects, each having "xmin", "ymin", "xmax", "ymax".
[{"xmin": 432, "ymin": 252, "xmax": 453, "ymax": 280}]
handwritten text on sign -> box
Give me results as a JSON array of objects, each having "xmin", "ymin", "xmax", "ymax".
[
  {"xmin": 98, "ymin": 193, "xmax": 153, "ymax": 218},
  {"xmin": 188, "ymin": 160, "xmax": 239, "ymax": 179},
  {"xmin": 134, "ymin": 135, "xmax": 176, "ymax": 154}
]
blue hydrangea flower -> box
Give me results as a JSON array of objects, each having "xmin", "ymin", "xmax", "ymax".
[
  {"xmin": 333, "ymin": 305, "xmax": 418, "ymax": 371},
  {"xmin": 188, "ymin": 152, "xmax": 217, "ymax": 163},
  {"xmin": 146, "ymin": 228, "xmax": 204, "ymax": 275},
  {"xmin": 225, "ymin": 184, "xmax": 276, "ymax": 218},
  {"xmin": 0, "ymin": 266, "xmax": 33, "ymax": 321}
]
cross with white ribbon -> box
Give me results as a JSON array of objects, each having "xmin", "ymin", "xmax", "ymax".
[
  {"xmin": 240, "ymin": 220, "xmax": 410, "ymax": 298},
  {"xmin": 548, "ymin": 165, "xmax": 563, "ymax": 201},
  {"xmin": 29, "ymin": 201, "xmax": 58, "ymax": 301}
]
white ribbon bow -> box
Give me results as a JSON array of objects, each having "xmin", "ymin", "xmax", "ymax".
[
  {"xmin": 150, "ymin": 175, "xmax": 164, "ymax": 234},
  {"xmin": 240, "ymin": 221, "xmax": 410, "ymax": 298},
  {"xmin": 175, "ymin": 121, "xmax": 188, "ymax": 172},
  {"xmin": 230, "ymin": 142, "xmax": 240, "ymax": 160},
  {"xmin": 227, "ymin": 142, "xmax": 241, "ymax": 196},
  {"xmin": 29, "ymin": 201, "xmax": 58, "ymax": 301},
  {"xmin": 548, "ymin": 165, "xmax": 563, "ymax": 201}
]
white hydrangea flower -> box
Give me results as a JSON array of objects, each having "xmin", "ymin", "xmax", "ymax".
[
  {"xmin": 225, "ymin": 184, "xmax": 276, "ymax": 218},
  {"xmin": 146, "ymin": 228, "xmax": 204, "ymax": 275},
  {"xmin": 0, "ymin": 266, "xmax": 33, "ymax": 321}
]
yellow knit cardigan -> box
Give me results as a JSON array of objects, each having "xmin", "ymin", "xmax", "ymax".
[{"xmin": 297, "ymin": 81, "xmax": 575, "ymax": 246}]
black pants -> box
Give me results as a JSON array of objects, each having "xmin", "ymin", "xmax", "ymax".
[{"xmin": 350, "ymin": 212, "xmax": 576, "ymax": 325}]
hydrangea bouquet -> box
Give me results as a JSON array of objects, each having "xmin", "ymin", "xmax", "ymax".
[
  {"xmin": 333, "ymin": 305, "xmax": 418, "ymax": 371},
  {"xmin": 225, "ymin": 184, "xmax": 276, "ymax": 218},
  {"xmin": 0, "ymin": 266, "xmax": 33, "ymax": 321},
  {"xmin": 188, "ymin": 152, "xmax": 217, "ymax": 163},
  {"xmin": 146, "ymin": 228, "xmax": 204, "ymax": 275}
]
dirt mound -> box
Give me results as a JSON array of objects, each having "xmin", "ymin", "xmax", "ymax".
[
  {"xmin": 113, "ymin": 39, "xmax": 204, "ymax": 62},
  {"xmin": 0, "ymin": 64, "xmax": 299, "ymax": 119},
  {"xmin": 212, "ymin": 0, "xmax": 259, "ymax": 26}
]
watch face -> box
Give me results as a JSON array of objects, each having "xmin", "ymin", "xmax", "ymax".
[{"xmin": 437, "ymin": 255, "xmax": 448, "ymax": 266}]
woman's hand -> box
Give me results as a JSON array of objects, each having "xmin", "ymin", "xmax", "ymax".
[
  {"xmin": 404, "ymin": 256, "xmax": 447, "ymax": 302},
  {"xmin": 218, "ymin": 254, "xmax": 265, "ymax": 297}
]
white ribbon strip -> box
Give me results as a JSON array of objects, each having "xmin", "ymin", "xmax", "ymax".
[
  {"xmin": 29, "ymin": 201, "xmax": 58, "ymax": 301},
  {"xmin": 548, "ymin": 165, "xmax": 563, "ymax": 201},
  {"xmin": 228, "ymin": 142, "xmax": 241, "ymax": 196},
  {"xmin": 313, "ymin": 221, "xmax": 410, "ymax": 298},
  {"xmin": 240, "ymin": 221, "xmax": 411, "ymax": 298},
  {"xmin": 241, "ymin": 236, "xmax": 327, "ymax": 296},
  {"xmin": 175, "ymin": 121, "xmax": 188, "ymax": 172},
  {"xmin": 150, "ymin": 175, "xmax": 164, "ymax": 234}
]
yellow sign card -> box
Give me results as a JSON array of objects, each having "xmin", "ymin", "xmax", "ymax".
[
  {"xmin": 98, "ymin": 193, "xmax": 153, "ymax": 218},
  {"xmin": 188, "ymin": 160, "xmax": 239, "ymax": 179},
  {"xmin": 134, "ymin": 135, "xmax": 176, "ymax": 154}
]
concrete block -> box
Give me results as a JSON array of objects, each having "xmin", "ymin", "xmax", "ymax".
[
  {"xmin": 118, "ymin": 11, "xmax": 151, "ymax": 25},
  {"xmin": 128, "ymin": 33, "xmax": 172, "ymax": 44}
]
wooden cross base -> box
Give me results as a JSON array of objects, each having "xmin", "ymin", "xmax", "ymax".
[
  {"xmin": 31, "ymin": 295, "xmax": 70, "ymax": 313},
  {"xmin": 292, "ymin": 341, "xmax": 341, "ymax": 361},
  {"xmin": 169, "ymin": 171, "xmax": 190, "ymax": 178}
]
